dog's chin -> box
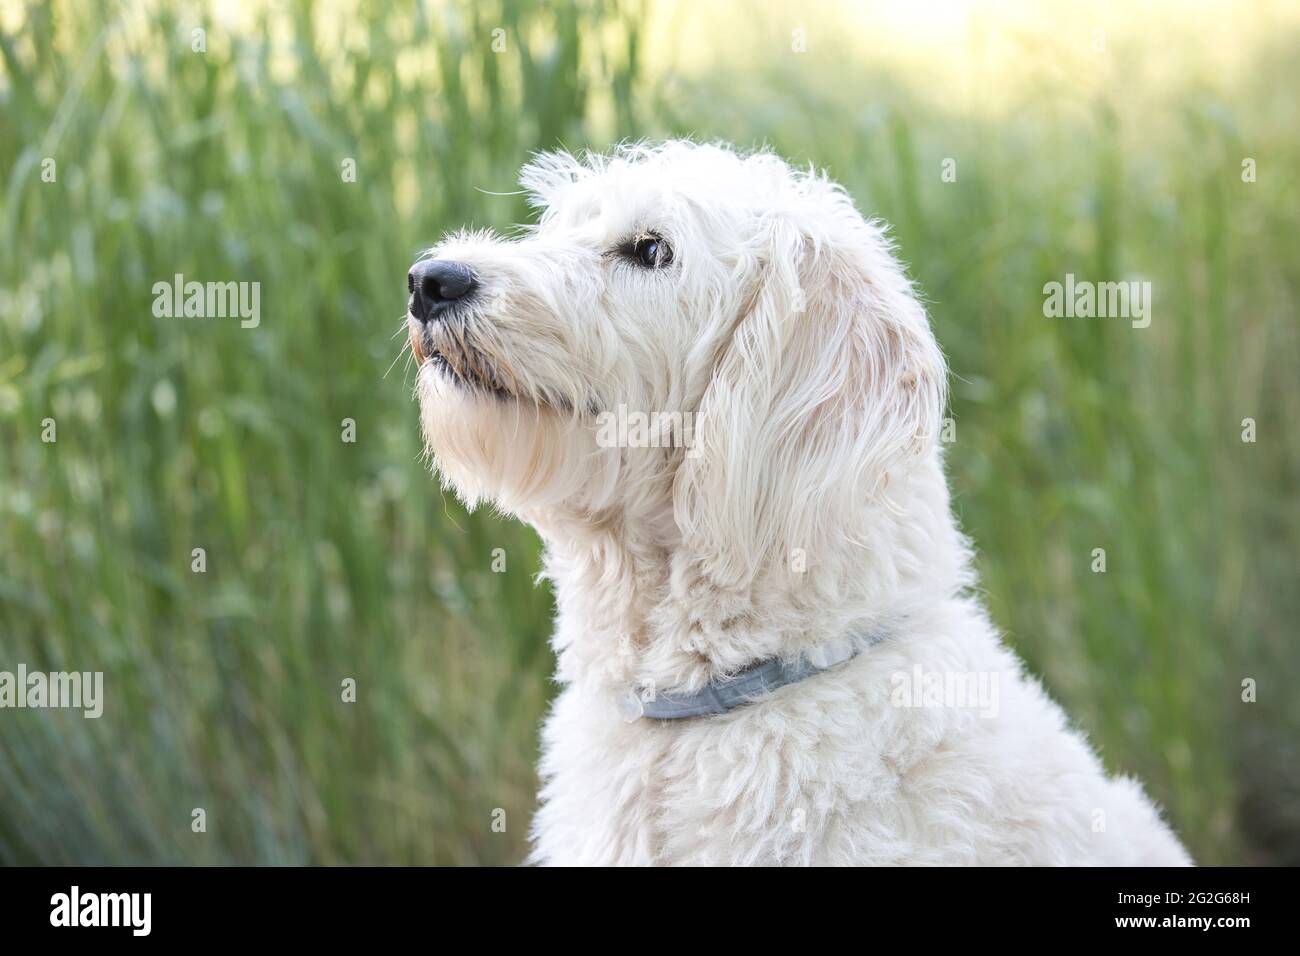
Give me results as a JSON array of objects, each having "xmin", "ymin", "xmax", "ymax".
[{"xmin": 417, "ymin": 362, "xmax": 601, "ymax": 515}]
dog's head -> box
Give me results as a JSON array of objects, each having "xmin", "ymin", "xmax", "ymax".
[{"xmin": 409, "ymin": 141, "xmax": 946, "ymax": 590}]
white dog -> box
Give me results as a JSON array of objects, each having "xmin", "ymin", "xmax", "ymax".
[{"xmin": 406, "ymin": 141, "xmax": 1192, "ymax": 866}]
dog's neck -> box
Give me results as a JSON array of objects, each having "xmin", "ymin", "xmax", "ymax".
[{"xmin": 526, "ymin": 456, "xmax": 968, "ymax": 696}]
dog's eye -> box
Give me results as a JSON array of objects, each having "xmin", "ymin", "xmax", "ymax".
[{"xmin": 626, "ymin": 234, "xmax": 672, "ymax": 269}]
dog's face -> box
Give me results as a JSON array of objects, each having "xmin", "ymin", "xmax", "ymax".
[{"xmin": 409, "ymin": 142, "xmax": 945, "ymax": 589}]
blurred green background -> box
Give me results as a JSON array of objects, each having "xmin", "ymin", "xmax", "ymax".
[{"xmin": 1, "ymin": 0, "xmax": 1296, "ymax": 865}]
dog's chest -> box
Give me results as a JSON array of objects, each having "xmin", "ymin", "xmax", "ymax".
[{"xmin": 530, "ymin": 676, "xmax": 914, "ymax": 865}]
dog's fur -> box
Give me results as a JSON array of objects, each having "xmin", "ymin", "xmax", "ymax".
[{"xmin": 408, "ymin": 141, "xmax": 1192, "ymax": 865}]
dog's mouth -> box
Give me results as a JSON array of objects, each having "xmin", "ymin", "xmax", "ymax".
[
  {"xmin": 407, "ymin": 313, "xmax": 595, "ymax": 415},
  {"xmin": 428, "ymin": 349, "xmax": 515, "ymax": 399},
  {"xmin": 409, "ymin": 313, "xmax": 516, "ymax": 400}
]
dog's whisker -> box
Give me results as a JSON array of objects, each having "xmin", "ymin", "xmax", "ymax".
[{"xmin": 383, "ymin": 346, "xmax": 408, "ymax": 381}]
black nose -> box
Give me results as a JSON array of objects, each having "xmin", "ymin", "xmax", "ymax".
[{"xmin": 408, "ymin": 259, "xmax": 478, "ymax": 322}]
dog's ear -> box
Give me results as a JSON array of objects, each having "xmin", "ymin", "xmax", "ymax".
[{"xmin": 672, "ymin": 193, "xmax": 946, "ymax": 592}]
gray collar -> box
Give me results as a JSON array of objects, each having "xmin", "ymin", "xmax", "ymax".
[{"xmin": 620, "ymin": 630, "xmax": 886, "ymax": 721}]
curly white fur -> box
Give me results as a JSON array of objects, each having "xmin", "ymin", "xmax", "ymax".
[{"xmin": 410, "ymin": 141, "xmax": 1192, "ymax": 866}]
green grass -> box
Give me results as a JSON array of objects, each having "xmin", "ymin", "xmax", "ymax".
[{"xmin": 1, "ymin": 0, "xmax": 1297, "ymax": 865}]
